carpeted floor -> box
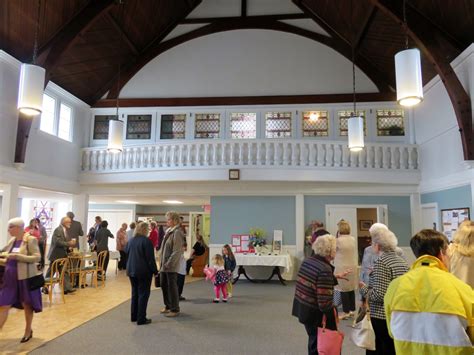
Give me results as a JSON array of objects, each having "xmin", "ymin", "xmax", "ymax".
[{"xmin": 31, "ymin": 280, "xmax": 364, "ymax": 355}]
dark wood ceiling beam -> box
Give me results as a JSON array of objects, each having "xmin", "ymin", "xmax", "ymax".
[
  {"xmin": 292, "ymin": 0, "xmax": 350, "ymax": 45},
  {"xmin": 98, "ymin": 0, "xmax": 202, "ymax": 102},
  {"xmin": 101, "ymin": 17, "xmax": 392, "ymax": 103},
  {"xmin": 180, "ymin": 13, "xmax": 309, "ymax": 24},
  {"xmin": 36, "ymin": 0, "xmax": 115, "ymax": 81},
  {"xmin": 241, "ymin": 0, "xmax": 247, "ymax": 17},
  {"xmin": 292, "ymin": 0, "xmax": 393, "ymax": 92},
  {"xmin": 106, "ymin": 12, "xmax": 139, "ymax": 55},
  {"xmin": 353, "ymin": 6, "xmax": 378, "ymax": 53},
  {"xmin": 370, "ymin": 0, "xmax": 473, "ymax": 160},
  {"xmin": 93, "ymin": 92, "xmax": 396, "ymax": 108}
]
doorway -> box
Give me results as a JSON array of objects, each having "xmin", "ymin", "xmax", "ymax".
[
  {"xmin": 187, "ymin": 212, "xmax": 210, "ymax": 258},
  {"xmin": 88, "ymin": 209, "xmax": 134, "ymax": 251},
  {"xmin": 326, "ymin": 204, "xmax": 387, "ymax": 263},
  {"xmin": 421, "ymin": 203, "xmax": 438, "ymax": 231}
]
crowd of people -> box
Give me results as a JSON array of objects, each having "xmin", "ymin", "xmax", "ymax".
[{"xmin": 294, "ymin": 219, "xmax": 474, "ymax": 355}]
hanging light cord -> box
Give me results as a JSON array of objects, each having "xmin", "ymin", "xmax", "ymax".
[
  {"xmin": 115, "ymin": 0, "xmax": 124, "ymax": 119},
  {"xmin": 351, "ymin": 0, "xmax": 356, "ymax": 115},
  {"xmin": 403, "ymin": 0, "xmax": 408, "ymax": 49},
  {"xmin": 32, "ymin": 0, "xmax": 41, "ymax": 64}
]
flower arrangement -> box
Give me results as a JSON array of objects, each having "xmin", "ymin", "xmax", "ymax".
[{"xmin": 249, "ymin": 227, "xmax": 267, "ymax": 247}]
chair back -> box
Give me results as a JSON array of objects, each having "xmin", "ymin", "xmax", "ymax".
[
  {"xmin": 68, "ymin": 255, "xmax": 83, "ymax": 274},
  {"xmin": 47, "ymin": 258, "xmax": 68, "ymax": 285},
  {"xmin": 97, "ymin": 250, "xmax": 108, "ymax": 271}
]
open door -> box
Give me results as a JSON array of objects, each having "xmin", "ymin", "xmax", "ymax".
[
  {"xmin": 326, "ymin": 206, "xmax": 358, "ymax": 236},
  {"xmin": 376, "ymin": 205, "xmax": 388, "ymax": 225}
]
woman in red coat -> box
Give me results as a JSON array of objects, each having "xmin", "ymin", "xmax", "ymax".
[{"xmin": 148, "ymin": 222, "xmax": 158, "ymax": 249}]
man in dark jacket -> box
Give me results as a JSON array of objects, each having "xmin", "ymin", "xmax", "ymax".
[{"xmin": 126, "ymin": 222, "xmax": 158, "ymax": 325}]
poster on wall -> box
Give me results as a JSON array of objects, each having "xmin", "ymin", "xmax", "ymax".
[
  {"xmin": 231, "ymin": 234, "xmax": 251, "ymax": 253},
  {"xmin": 441, "ymin": 208, "xmax": 470, "ymax": 241}
]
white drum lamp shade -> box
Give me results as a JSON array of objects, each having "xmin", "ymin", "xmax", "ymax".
[
  {"xmin": 107, "ymin": 119, "xmax": 124, "ymax": 153},
  {"xmin": 395, "ymin": 48, "xmax": 423, "ymax": 107},
  {"xmin": 348, "ymin": 116, "xmax": 364, "ymax": 152},
  {"xmin": 17, "ymin": 64, "xmax": 46, "ymax": 116}
]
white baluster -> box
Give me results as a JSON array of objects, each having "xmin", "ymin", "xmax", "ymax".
[
  {"xmin": 83, "ymin": 151, "xmax": 90, "ymax": 171},
  {"xmin": 411, "ymin": 147, "xmax": 418, "ymax": 169},
  {"xmin": 333, "ymin": 144, "xmax": 342, "ymax": 168},
  {"xmin": 283, "ymin": 143, "xmax": 289, "ymax": 166},
  {"xmin": 256, "ymin": 142, "xmax": 262, "ymax": 166},
  {"xmin": 359, "ymin": 148, "xmax": 366, "ymax": 168},
  {"xmin": 391, "ymin": 146, "xmax": 398, "ymax": 169},
  {"xmin": 247, "ymin": 143, "xmax": 253, "ymax": 165},
  {"xmin": 326, "ymin": 144, "xmax": 334, "ymax": 167},
  {"xmin": 301, "ymin": 143, "xmax": 309, "ymax": 166},
  {"xmin": 229, "ymin": 143, "xmax": 235, "ymax": 165},
  {"xmin": 238, "ymin": 142, "xmax": 244, "ymax": 165},
  {"xmin": 265, "ymin": 142, "xmax": 271, "ymax": 166},
  {"xmin": 269, "ymin": 142, "xmax": 275, "ymax": 165},
  {"xmin": 308, "ymin": 144, "xmax": 316, "ymax": 166},
  {"xmin": 291, "ymin": 143, "xmax": 299, "ymax": 166},
  {"xmin": 382, "ymin": 146, "xmax": 390, "ymax": 169},
  {"xmin": 212, "ymin": 143, "xmax": 218, "ymax": 166}
]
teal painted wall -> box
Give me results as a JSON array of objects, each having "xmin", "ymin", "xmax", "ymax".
[
  {"xmin": 304, "ymin": 196, "xmax": 412, "ymax": 246},
  {"xmin": 136, "ymin": 205, "xmax": 204, "ymax": 214},
  {"xmin": 421, "ymin": 185, "xmax": 472, "ymax": 212},
  {"xmin": 210, "ymin": 196, "xmax": 296, "ymax": 245}
]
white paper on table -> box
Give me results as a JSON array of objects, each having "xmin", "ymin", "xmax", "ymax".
[{"xmin": 232, "ymin": 236, "xmax": 241, "ymax": 246}]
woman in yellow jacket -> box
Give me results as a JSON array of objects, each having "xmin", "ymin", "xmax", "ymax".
[{"xmin": 385, "ymin": 229, "xmax": 474, "ymax": 355}]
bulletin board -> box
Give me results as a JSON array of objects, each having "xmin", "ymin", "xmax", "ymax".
[
  {"xmin": 231, "ymin": 234, "xmax": 251, "ymax": 253},
  {"xmin": 441, "ymin": 208, "xmax": 470, "ymax": 241}
]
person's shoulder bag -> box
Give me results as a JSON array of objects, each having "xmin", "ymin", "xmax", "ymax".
[
  {"xmin": 350, "ymin": 300, "xmax": 376, "ymax": 351},
  {"xmin": 25, "ymin": 237, "xmax": 45, "ymax": 290},
  {"xmin": 317, "ymin": 308, "xmax": 344, "ymax": 355}
]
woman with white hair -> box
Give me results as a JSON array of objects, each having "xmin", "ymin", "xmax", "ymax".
[
  {"xmin": 0, "ymin": 217, "xmax": 42, "ymax": 342},
  {"xmin": 359, "ymin": 229, "xmax": 408, "ymax": 355},
  {"xmin": 292, "ymin": 234, "xmax": 339, "ymax": 355},
  {"xmin": 448, "ymin": 220, "xmax": 474, "ymax": 288}
]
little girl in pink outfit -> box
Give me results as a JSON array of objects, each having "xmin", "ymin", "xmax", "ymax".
[{"xmin": 209, "ymin": 254, "xmax": 229, "ymax": 303}]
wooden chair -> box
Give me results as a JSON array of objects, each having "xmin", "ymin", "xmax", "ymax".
[
  {"xmin": 81, "ymin": 250, "xmax": 108, "ymax": 288},
  {"xmin": 43, "ymin": 258, "xmax": 69, "ymax": 305},
  {"xmin": 68, "ymin": 255, "xmax": 84, "ymax": 289},
  {"xmin": 191, "ymin": 248, "xmax": 209, "ymax": 277}
]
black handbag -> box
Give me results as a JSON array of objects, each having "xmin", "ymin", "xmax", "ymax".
[
  {"xmin": 154, "ymin": 272, "xmax": 160, "ymax": 288},
  {"xmin": 25, "ymin": 238, "xmax": 45, "ymax": 290}
]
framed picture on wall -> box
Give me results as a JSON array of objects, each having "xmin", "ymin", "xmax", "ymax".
[
  {"xmin": 359, "ymin": 220, "xmax": 373, "ymax": 231},
  {"xmin": 273, "ymin": 230, "xmax": 283, "ymax": 255},
  {"xmin": 441, "ymin": 207, "xmax": 470, "ymax": 241}
]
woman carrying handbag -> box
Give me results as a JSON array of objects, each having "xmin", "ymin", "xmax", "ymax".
[
  {"xmin": 292, "ymin": 235, "xmax": 348, "ymax": 355},
  {"xmin": 0, "ymin": 218, "xmax": 42, "ymax": 343}
]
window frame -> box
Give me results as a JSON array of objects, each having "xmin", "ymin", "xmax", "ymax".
[{"xmin": 38, "ymin": 92, "xmax": 74, "ymax": 142}]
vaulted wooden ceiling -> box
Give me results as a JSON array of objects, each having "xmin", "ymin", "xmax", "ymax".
[{"xmin": 1, "ymin": 0, "xmax": 473, "ymax": 106}]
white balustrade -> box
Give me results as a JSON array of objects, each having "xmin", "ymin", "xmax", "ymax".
[{"xmin": 81, "ymin": 140, "xmax": 419, "ymax": 173}]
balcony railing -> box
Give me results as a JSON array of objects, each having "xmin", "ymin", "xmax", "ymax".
[{"xmin": 81, "ymin": 140, "xmax": 418, "ymax": 173}]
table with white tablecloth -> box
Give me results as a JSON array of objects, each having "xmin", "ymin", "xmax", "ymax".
[{"xmin": 234, "ymin": 254, "xmax": 292, "ymax": 285}]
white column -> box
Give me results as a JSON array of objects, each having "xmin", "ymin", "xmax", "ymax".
[
  {"xmin": 410, "ymin": 193, "xmax": 422, "ymax": 237},
  {"xmin": 72, "ymin": 193, "xmax": 89, "ymax": 253},
  {"xmin": 295, "ymin": 194, "xmax": 305, "ymax": 271},
  {"xmin": 0, "ymin": 183, "xmax": 20, "ymax": 246}
]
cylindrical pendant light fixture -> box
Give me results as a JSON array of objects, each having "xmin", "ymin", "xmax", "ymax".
[
  {"xmin": 395, "ymin": 48, "xmax": 423, "ymax": 106},
  {"xmin": 17, "ymin": 63, "xmax": 45, "ymax": 116},
  {"xmin": 107, "ymin": 119, "xmax": 124, "ymax": 153},
  {"xmin": 348, "ymin": 116, "xmax": 364, "ymax": 152}
]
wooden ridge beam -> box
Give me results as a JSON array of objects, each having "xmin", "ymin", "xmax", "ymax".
[
  {"xmin": 180, "ymin": 13, "xmax": 309, "ymax": 24},
  {"xmin": 370, "ymin": 0, "xmax": 473, "ymax": 160},
  {"xmin": 101, "ymin": 17, "xmax": 392, "ymax": 103},
  {"xmin": 93, "ymin": 93, "xmax": 396, "ymax": 108}
]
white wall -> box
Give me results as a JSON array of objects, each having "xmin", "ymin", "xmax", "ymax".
[
  {"xmin": 121, "ymin": 29, "xmax": 378, "ymax": 98},
  {"xmin": 415, "ymin": 44, "xmax": 474, "ymax": 191},
  {"xmin": 0, "ymin": 51, "xmax": 90, "ymax": 186}
]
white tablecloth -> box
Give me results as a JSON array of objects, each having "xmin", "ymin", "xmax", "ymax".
[{"xmin": 235, "ymin": 254, "xmax": 292, "ymax": 273}]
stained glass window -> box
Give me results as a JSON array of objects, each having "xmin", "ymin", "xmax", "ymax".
[
  {"xmin": 376, "ymin": 109, "xmax": 405, "ymax": 136},
  {"xmin": 302, "ymin": 111, "xmax": 329, "ymax": 137},
  {"xmin": 93, "ymin": 115, "xmax": 116, "ymax": 139},
  {"xmin": 265, "ymin": 112, "xmax": 292, "ymax": 138},
  {"xmin": 160, "ymin": 114, "xmax": 186, "ymax": 139},
  {"xmin": 195, "ymin": 113, "xmax": 220, "ymax": 139},
  {"xmin": 338, "ymin": 110, "xmax": 367, "ymax": 136},
  {"xmin": 230, "ymin": 112, "xmax": 257, "ymax": 139},
  {"xmin": 126, "ymin": 115, "xmax": 152, "ymax": 139}
]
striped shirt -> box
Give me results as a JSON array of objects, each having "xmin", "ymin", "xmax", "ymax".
[{"xmin": 360, "ymin": 251, "xmax": 408, "ymax": 320}]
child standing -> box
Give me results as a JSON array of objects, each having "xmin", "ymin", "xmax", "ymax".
[
  {"xmin": 222, "ymin": 244, "xmax": 236, "ymax": 298},
  {"xmin": 210, "ymin": 254, "xmax": 229, "ymax": 303}
]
